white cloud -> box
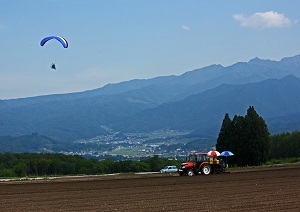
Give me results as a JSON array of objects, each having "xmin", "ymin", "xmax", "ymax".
[
  {"xmin": 233, "ymin": 11, "xmax": 292, "ymax": 29},
  {"xmin": 181, "ymin": 25, "xmax": 191, "ymax": 30}
]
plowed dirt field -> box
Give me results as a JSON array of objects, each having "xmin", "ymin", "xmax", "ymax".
[{"xmin": 1, "ymin": 165, "xmax": 299, "ymax": 211}]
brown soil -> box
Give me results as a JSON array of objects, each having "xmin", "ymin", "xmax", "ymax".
[{"xmin": 0, "ymin": 165, "xmax": 299, "ymax": 211}]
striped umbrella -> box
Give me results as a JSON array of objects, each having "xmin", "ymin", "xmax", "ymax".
[{"xmin": 207, "ymin": 150, "xmax": 220, "ymax": 157}]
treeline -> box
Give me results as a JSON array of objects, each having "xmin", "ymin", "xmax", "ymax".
[
  {"xmin": 269, "ymin": 131, "xmax": 300, "ymax": 159},
  {"xmin": 0, "ymin": 153, "xmax": 180, "ymax": 178},
  {"xmin": 216, "ymin": 106, "xmax": 300, "ymax": 166},
  {"xmin": 216, "ymin": 106, "xmax": 270, "ymax": 166}
]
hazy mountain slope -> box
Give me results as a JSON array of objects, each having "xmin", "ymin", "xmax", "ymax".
[
  {"xmin": 119, "ymin": 75, "xmax": 300, "ymax": 136},
  {"xmin": 0, "ymin": 134, "xmax": 57, "ymax": 153},
  {"xmin": 1, "ymin": 54, "xmax": 300, "ymax": 141},
  {"xmin": 266, "ymin": 112, "xmax": 300, "ymax": 134},
  {"xmin": 0, "ymin": 94, "xmax": 157, "ymax": 141}
]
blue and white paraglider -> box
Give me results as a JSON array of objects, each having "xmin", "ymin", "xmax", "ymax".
[
  {"xmin": 40, "ymin": 36, "xmax": 68, "ymax": 48},
  {"xmin": 40, "ymin": 35, "xmax": 68, "ymax": 70}
]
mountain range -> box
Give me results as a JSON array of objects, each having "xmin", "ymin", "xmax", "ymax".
[{"xmin": 1, "ymin": 54, "xmax": 300, "ymax": 141}]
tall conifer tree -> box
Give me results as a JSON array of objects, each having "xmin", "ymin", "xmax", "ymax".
[
  {"xmin": 216, "ymin": 113, "xmax": 232, "ymax": 152},
  {"xmin": 231, "ymin": 115, "xmax": 246, "ymax": 166},
  {"xmin": 216, "ymin": 106, "xmax": 270, "ymax": 166},
  {"xmin": 244, "ymin": 106, "xmax": 270, "ymax": 165}
]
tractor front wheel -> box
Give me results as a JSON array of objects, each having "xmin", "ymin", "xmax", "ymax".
[{"xmin": 187, "ymin": 169, "xmax": 194, "ymax": 176}]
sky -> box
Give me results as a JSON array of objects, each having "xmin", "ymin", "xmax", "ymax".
[{"xmin": 1, "ymin": 0, "xmax": 300, "ymax": 99}]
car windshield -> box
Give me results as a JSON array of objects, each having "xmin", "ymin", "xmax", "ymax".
[{"xmin": 164, "ymin": 166, "xmax": 175, "ymax": 169}]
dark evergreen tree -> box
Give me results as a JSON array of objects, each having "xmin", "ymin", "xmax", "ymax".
[
  {"xmin": 216, "ymin": 106, "xmax": 270, "ymax": 166},
  {"xmin": 216, "ymin": 113, "xmax": 232, "ymax": 152},
  {"xmin": 243, "ymin": 106, "xmax": 270, "ymax": 166},
  {"xmin": 231, "ymin": 115, "xmax": 247, "ymax": 166}
]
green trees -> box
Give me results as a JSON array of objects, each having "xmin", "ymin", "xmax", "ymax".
[
  {"xmin": 216, "ymin": 106, "xmax": 270, "ymax": 166},
  {"xmin": 0, "ymin": 153, "xmax": 179, "ymax": 178},
  {"xmin": 270, "ymin": 131, "xmax": 300, "ymax": 159}
]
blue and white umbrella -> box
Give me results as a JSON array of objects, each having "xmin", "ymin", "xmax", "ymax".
[
  {"xmin": 220, "ymin": 151, "xmax": 234, "ymax": 156},
  {"xmin": 220, "ymin": 151, "xmax": 234, "ymax": 164}
]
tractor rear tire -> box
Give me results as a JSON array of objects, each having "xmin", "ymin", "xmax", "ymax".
[{"xmin": 201, "ymin": 164, "xmax": 211, "ymax": 175}]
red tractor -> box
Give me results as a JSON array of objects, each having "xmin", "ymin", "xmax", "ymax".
[{"xmin": 178, "ymin": 153, "xmax": 226, "ymax": 176}]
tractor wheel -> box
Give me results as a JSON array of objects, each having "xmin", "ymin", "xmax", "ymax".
[
  {"xmin": 201, "ymin": 164, "xmax": 211, "ymax": 175},
  {"xmin": 187, "ymin": 169, "xmax": 194, "ymax": 176}
]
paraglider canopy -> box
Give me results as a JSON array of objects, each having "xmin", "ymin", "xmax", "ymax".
[{"xmin": 40, "ymin": 35, "xmax": 68, "ymax": 48}]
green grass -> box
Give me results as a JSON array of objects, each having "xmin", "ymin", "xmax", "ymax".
[
  {"xmin": 226, "ymin": 158, "xmax": 300, "ymax": 171},
  {"xmin": 109, "ymin": 148, "xmax": 146, "ymax": 156},
  {"xmin": 264, "ymin": 157, "xmax": 300, "ymax": 166}
]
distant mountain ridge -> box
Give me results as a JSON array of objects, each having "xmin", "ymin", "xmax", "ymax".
[
  {"xmin": 1, "ymin": 54, "xmax": 300, "ymax": 141},
  {"xmin": 117, "ymin": 75, "xmax": 300, "ymax": 136}
]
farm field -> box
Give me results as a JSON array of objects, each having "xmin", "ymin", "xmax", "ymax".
[{"xmin": 0, "ymin": 165, "xmax": 299, "ymax": 211}]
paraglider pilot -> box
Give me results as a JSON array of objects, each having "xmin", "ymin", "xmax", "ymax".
[{"xmin": 51, "ymin": 63, "xmax": 56, "ymax": 70}]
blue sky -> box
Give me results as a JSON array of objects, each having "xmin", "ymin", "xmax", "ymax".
[{"xmin": 1, "ymin": 0, "xmax": 299, "ymax": 99}]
